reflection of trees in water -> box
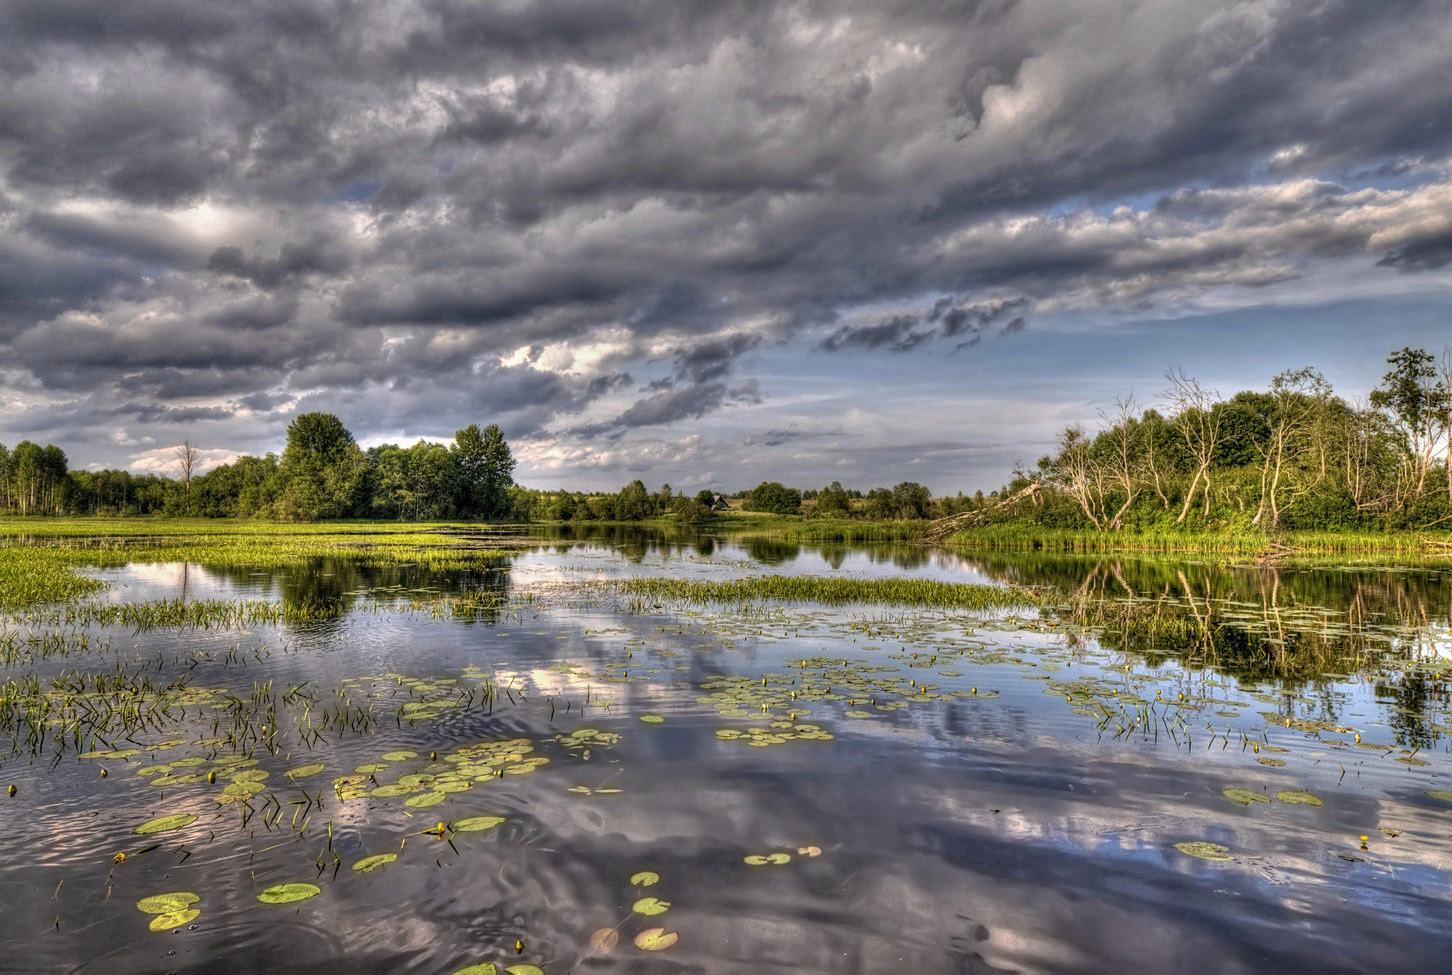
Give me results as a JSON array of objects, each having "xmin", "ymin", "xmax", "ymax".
[
  {"xmin": 971, "ymin": 552, "xmax": 1452, "ymax": 744},
  {"xmin": 197, "ymin": 556, "xmax": 514, "ymax": 627}
]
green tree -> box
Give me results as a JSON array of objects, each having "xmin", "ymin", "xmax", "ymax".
[
  {"xmin": 813, "ymin": 481, "xmax": 852, "ymax": 518},
  {"xmin": 1370, "ymin": 347, "xmax": 1445, "ymax": 501},
  {"xmin": 744, "ymin": 481, "xmax": 801, "ymax": 515},
  {"xmin": 277, "ymin": 413, "xmax": 368, "ymax": 520},
  {"xmin": 451, "ymin": 423, "xmax": 516, "ymax": 519}
]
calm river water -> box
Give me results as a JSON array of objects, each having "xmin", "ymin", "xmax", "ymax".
[{"xmin": 2, "ymin": 527, "xmax": 1450, "ymax": 974}]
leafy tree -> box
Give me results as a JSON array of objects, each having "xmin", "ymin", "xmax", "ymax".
[
  {"xmin": 813, "ymin": 481, "xmax": 852, "ymax": 518},
  {"xmin": 743, "ymin": 481, "xmax": 801, "ymax": 515},
  {"xmin": 451, "ymin": 423, "xmax": 516, "ymax": 519},
  {"xmin": 277, "ymin": 413, "xmax": 368, "ymax": 520}
]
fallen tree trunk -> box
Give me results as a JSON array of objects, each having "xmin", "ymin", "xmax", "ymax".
[{"xmin": 920, "ymin": 482, "xmax": 1042, "ymax": 543}]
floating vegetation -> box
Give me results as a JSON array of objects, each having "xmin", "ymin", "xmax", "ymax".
[
  {"xmin": 136, "ymin": 890, "xmax": 203, "ymax": 932},
  {"xmin": 352, "ymin": 854, "xmax": 398, "ymax": 872},
  {"xmin": 744, "ymin": 852, "xmax": 792, "ymax": 865},
  {"xmin": 452, "ymin": 816, "xmax": 506, "ymax": 832},
  {"xmin": 634, "ymin": 928, "xmax": 679, "ymax": 951},
  {"xmin": 134, "ymin": 814, "xmax": 197, "ymax": 835},
  {"xmin": 631, "ymin": 871, "xmax": 660, "ymax": 887},
  {"xmin": 1222, "ymin": 788, "xmax": 1269, "ymax": 806},
  {"xmin": 1174, "ymin": 842, "xmax": 1233, "ymax": 861},
  {"xmin": 632, "ymin": 896, "xmax": 670, "ymax": 916},
  {"xmin": 257, "ymin": 883, "xmax": 321, "ymax": 905}
]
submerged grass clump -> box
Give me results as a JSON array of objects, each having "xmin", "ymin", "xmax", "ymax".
[{"xmin": 613, "ymin": 575, "xmax": 1046, "ymax": 610}]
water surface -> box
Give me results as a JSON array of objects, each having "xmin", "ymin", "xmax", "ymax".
[{"xmin": 2, "ymin": 529, "xmax": 1450, "ymax": 974}]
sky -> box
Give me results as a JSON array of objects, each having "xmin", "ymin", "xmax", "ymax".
[{"xmin": 1, "ymin": 0, "xmax": 1450, "ymax": 494}]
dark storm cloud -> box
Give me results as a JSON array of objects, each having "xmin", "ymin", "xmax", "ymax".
[
  {"xmin": 822, "ymin": 298, "xmax": 1028, "ymax": 352},
  {"xmin": 1, "ymin": 0, "xmax": 1451, "ymax": 478},
  {"xmin": 1378, "ymin": 231, "xmax": 1452, "ymax": 272}
]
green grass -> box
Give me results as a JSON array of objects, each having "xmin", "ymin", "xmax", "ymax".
[
  {"xmin": 613, "ymin": 575, "xmax": 1046, "ymax": 609},
  {"xmin": 942, "ymin": 525, "xmax": 1452, "ymax": 557},
  {"xmin": 0, "ymin": 519, "xmax": 511, "ymax": 610}
]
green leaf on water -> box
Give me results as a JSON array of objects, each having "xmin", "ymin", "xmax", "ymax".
[
  {"xmin": 1222, "ymin": 788, "xmax": 1269, "ymax": 805},
  {"xmin": 148, "ymin": 908, "xmax": 199, "ymax": 931},
  {"xmin": 1425, "ymin": 790, "xmax": 1452, "ymax": 803},
  {"xmin": 631, "ymin": 870, "xmax": 660, "ymax": 887},
  {"xmin": 1256, "ymin": 758, "xmax": 1286, "ymax": 767},
  {"xmin": 381, "ymin": 751, "xmax": 418, "ymax": 761},
  {"xmin": 404, "ymin": 791, "xmax": 446, "ymax": 808},
  {"xmin": 744, "ymin": 852, "xmax": 791, "ymax": 865},
  {"xmin": 352, "ymin": 854, "xmax": 398, "ymax": 873},
  {"xmin": 506, "ymin": 967, "xmax": 545, "ymax": 975},
  {"xmin": 634, "ymin": 927, "xmax": 679, "ymax": 951},
  {"xmin": 1276, "ymin": 790, "xmax": 1322, "ymax": 806},
  {"xmin": 136, "ymin": 892, "xmax": 200, "ymax": 914},
  {"xmin": 639, "ymin": 714, "xmax": 664, "ymax": 724},
  {"xmin": 633, "ymin": 896, "xmax": 670, "ymax": 916},
  {"xmin": 257, "ymin": 883, "xmax": 321, "ymax": 905},
  {"xmin": 285, "ymin": 763, "xmax": 325, "ymax": 781},
  {"xmin": 452, "ymin": 965, "xmax": 498, "ymax": 975},
  {"xmin": 453, "ymin": 816, "xmax": 505, "ymax": 832},
  {"xmin": 134, "ymin": 814, "xmax": 197, "ymax": 835},
  {"xmin": 371, "ymin": 784, "xmax": 414, "ymax": 797},
  {"xmin": 1174, "ymin": 841, "xmax": 1232, "ymax": 861}
]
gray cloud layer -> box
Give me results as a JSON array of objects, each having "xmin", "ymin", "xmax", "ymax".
[{"xmin": 1, "ymin": 1, "xmax": 1451, "ymax": 486}]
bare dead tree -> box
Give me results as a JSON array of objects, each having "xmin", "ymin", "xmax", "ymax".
[
  {"xmin": 1100, "ymin": 395, "xmax": 1143, "ymax": 531},
  {"xmin": 1251, "ymin": 367, "xmax": 1331, "ymax": 529},
  {"xmin": 175, "ymin": 440, "xmax": 199, "ymax": 493},
  {"xmin": 1165, "ymin": 370, "xmax": 1223, "ymax": 524}
]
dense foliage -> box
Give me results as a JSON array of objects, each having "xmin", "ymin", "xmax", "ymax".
[{"xmin": 0, "ymin": 416, "xmax": 517, "ymax": 522}]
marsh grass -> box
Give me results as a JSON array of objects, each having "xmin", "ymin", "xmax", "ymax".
[
  {"xmin": 0, "ymin": 520, "xmax": 511, "ymax": 609},
  {"xmin": 944, "ymin": 525, "xmax": 1451, "ymax": 558},
  {"xmin": 613, "ymin": 575, "xmax": 1046, "ymax": 609}
]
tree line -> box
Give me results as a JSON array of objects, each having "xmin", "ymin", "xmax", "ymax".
[
  {"xmin": 999, "ymin": 347, "xmax": 1452, "ymax": 533},
  {"xmin": 0, "ymin": 413, "xmax": 517, "ymax": 522},
  {"xmin": 7, "ymin": 345, "xmax": 1452, "ymax": 531}
]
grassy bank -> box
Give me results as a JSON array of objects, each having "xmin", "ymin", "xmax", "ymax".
[
  {"xmin": 939, "ymin": 525, "xmax": 1451, "ymax": 557},
  {"xmin": 0, "ymin": 518, "xmax": 511, "ymax": 610}
]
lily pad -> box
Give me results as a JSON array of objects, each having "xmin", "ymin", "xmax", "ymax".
[
  {"xmin": 1222, "ymin": 788, "xmax": 1269, "ymax": 806},
  {"xmin": 1256, "ymin": 758, "xmax": 1287, "ymax": 767},
  {"xmin": 1276, "ymin": 790, "xmax": 1322, "ymax": 806},
  {"xmin": 405, "ymin": 791, "xmax": 446, "ymax": 808},
  {"xmin": 452, "ymin": 966, "xmax": 498, "ymax": 975},
  {"xmin": 639, "ymin": 714, "xmax": 665, "ymax": 724},
  {"xmin": 588, "ymin": 928, "xmax": 619, "ymax": 952},
  {"xmin": 136, "ymin": 892, "xmax": 200, "ymax": 914},
  {"xmin": 381, "ymin": 751, "xmax": 418, "ymax": 761},
  {"xmin": 631, "ymin": 870, "xmax": 660, "ymax": 887},
  {"xmin": 634, "ymin": 927, "xmax": 679, "ymax": 951},
  {"xmin": 148, "ymin": 908, "xmax": 199, "ymax": 931},
  {"xmin": 285, "ymin": 764, "xmax": 325, "ymax": 781},
  {"xmin": 506, "ymin": 967, "xmax": 545, "ymax": 975},
  {"xmin": 257, "ymin": 883, "xmax": 321, "ymax": 905},
  {"xmin": 1174, "ymin": 841, "xmax": 1233, "ymax": 861},
  {"xmin": 352, "ymin": 854, "xmax": 398, "ymax": 873},
  {"xmin": 1426, "ymin": 790, "xmax": 1452, "ymax": 803},
  {"xmin": 744, "ymin": 852, "xmax": 791, "ymax": 865},
  {"xmin": 453, "ymin": 815, "xmax": 505, "ymax": 832},
  {"xmin": 134, "ymin": 814, "xmax": 197, "ymax": 835},
  {"xmin": 633, "ymin": 896, "xmax": 670, "ymax": 916}
]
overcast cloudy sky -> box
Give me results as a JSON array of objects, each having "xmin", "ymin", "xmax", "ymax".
[{"xmin": 2, "ymin": 0, "xmax": 1450, "ymax": 492}]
